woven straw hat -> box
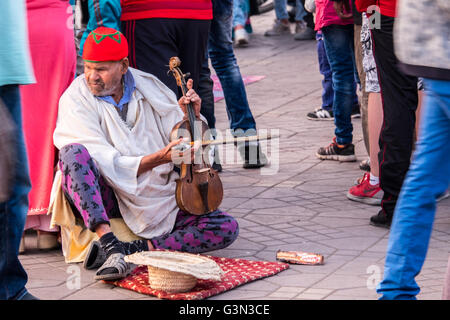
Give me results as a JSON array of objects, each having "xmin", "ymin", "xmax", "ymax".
[{"xmin": 125, "ymin": 251, "xmax": 224, "ymax": 293}]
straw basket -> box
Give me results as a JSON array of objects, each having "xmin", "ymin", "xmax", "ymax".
[
  {"xmin": 147, "ymin": 265, "xmax": 197, "ymax": 293},
  {"xmin": 125, "ymin": 251, "xmax": 225, "ymax": 293}
]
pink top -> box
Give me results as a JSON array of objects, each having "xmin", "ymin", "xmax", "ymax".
[
  {"xmin": 21, "ymin": 0, "xmax": 76, "ymax": 219},
  {"xmin": 314, "ymin": 0, "xmax": 354, "ymax": 31}
]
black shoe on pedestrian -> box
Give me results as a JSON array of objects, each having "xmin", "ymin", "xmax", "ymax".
[
  {"xmin": 239, "ymin": 143, "xmax": 268, "ymax": 169},
  {"xmin": 211, "ymin": 145, "xmax": 223, "ymax": 172},
  {"xmin": 316, "ymin": 137, "xmax": 356, "ymax": 162},
  {"xmin": 351, "ymin": 104, "xmax": 361, "ymax": 118},
  {"xmin": 370, "ymin": 210, "xmax": 392, "ymax": 229},
  {"xmin": 212, "ymin": 161, "xmax": 223, "ymax": 172},
  {"xmin": 306, "ymin": 107, "xmax": 334, "ymax": 121}
]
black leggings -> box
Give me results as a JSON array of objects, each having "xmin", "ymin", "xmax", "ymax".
[{"xmin": 371, "ymin": 15, "xmax": 418, "ymax": 217}]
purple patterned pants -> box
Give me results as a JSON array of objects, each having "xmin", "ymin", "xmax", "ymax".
[{"xmin": 59, "ymin": 143, "xmax": 239, "ymax": 253}]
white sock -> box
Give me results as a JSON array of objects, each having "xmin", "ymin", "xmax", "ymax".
[{"xmin": 369, "ymin": 173, "xmax": 379, "ymax": 186}]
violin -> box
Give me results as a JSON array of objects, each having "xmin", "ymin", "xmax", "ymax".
[{"xmin": 168, "ymin": 57, "xmax": 223, "ymax": 215}]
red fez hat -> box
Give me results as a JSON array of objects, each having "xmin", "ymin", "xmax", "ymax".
[{"xmin": 82, "ymin": 27, "xmax": 128, "ymax": 62}]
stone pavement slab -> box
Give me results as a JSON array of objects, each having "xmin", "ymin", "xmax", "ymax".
[{"xmin": 20, "ymin": 11, "xmax": 450, "ymax": 301}]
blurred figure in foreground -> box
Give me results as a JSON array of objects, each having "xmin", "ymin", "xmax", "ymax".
[
  {"xmin": 0, "ymin": 0, "xmax": 38, "ymax": 300},
  {"xmin": 377, "ymin": 0, "xmax": 450, "ymax": 300},
  {"xmin": 20, "ymin": 0, "xmax": 76, "ymax": 252}
]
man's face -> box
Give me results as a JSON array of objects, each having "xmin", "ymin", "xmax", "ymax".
[{"xmin": 84, "ymin": 59, "xmax": 128, "ymax": 96}]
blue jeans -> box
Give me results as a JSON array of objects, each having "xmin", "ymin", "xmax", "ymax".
[
  {"xmin": 232, "ymin": 0, "xmax": 249, "ymax": 28},
  {"xmin": 377, "ymin": 78, "xmax": 450, "ymax": 300},
  {"xmin": 274, "ymin": 0, "xmax": 306, "ymax": 22},
  {"xmin": 200, "ymin": 0, "xmax": 257, "ymax": 134},
  {"xmin": 322, "ymin": 24, "xmax": 357, "ymax": 145},
  {"xmin": 316, "ymin": 32, "xmax": 333, "ymax": 111},
  {"xmin": 0, "ymin": 85, "xmax": 31, "ymax": 300}
]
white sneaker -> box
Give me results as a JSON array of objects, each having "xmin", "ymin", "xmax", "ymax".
[{"xmin": 234, "ymin": 28, "xmax": 249, "ymax": 47}]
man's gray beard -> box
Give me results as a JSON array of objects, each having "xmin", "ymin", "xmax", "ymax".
[{"xmin": 90, "ymin": 81, "xmax": 121, "ymax": 97}]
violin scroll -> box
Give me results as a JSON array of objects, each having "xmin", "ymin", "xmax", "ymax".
[
  {"xmin": 168, "ymin": 57, "xmax": 191, "ymax": 92},
  {"xmin": 169, "ymin": 56, "xmax": 181, "ymax": 69}
]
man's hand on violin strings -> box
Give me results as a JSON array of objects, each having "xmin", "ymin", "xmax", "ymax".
[
  {"xmin": 170, "ymin": 138, "xmax": 201, "ymax": 166},
  {"xmin": 137, "ymin": 138, "xmax": 183, "ymax": 176},
  {"xmin": 178, "ymin": 79, "xmax": 201, "ymax": 118}
]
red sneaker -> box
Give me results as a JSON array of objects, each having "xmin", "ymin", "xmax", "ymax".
[{"xmin": 346, "ymin": 172, "xmax": 383, "ymax": 205}]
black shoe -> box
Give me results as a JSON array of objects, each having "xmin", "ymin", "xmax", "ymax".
[
  {"xmin": 83, "ymin": 240, "xmax": 106, "ymax": 270},
  {"xmin": 211, "ymin": 145, "xmax": 222, "ymax": 172},
  {"xmin": 316, "ymin": 138, "xmax": 356, "ymax": 162},
  {"xmin": 351, "ymin": 104, "xmax": 361, "ymax": 118},
  {"xmin": 370, "ymin": 210, "xmax": 392, "ymax": 228},
  {"xmin": 239, "ymin": 143, "xmax": 268, "ymax": 169},
  {"xmin": 306, "ymin": 107, "xmax": 334, "ymax": 121},
  {"xmin": 212, "ymin": 161, "xmax": 222, "ymax": 172}
]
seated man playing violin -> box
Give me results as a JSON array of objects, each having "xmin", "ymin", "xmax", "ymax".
[{"xmin": 52, "ymin": 27, "xmax": 239, "ymax": 281}]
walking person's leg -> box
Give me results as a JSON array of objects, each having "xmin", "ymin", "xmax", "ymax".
[
  {"xmin": 369, "ymin": 15, "xmax": 418, "ymax": 227},
  {"xmin": 294, "ymin": 0, "xmax": 315, "ymax": 40},
  {"xmin": 323, "ymin": 25, "xmax": 356, "ymax": 146},
  {"xmin": 316, "ymin": 24, "xmax": 356, "ymax": 162},
  {"xmin": 377, "ymin": 78, "xmax": 450, "ymax": 299},
  {"xmin": 274, "ymin": 0, "xmax": 289, "ymax": 21},
  {"xmin": 265, "ymin": 0, "xmax": 291, "ymax": 36},
  {"xmin": 209, "ymin": 0, "xmax": 256, "ymax": 134},
  {"xmin": 0, "ymin": 85, "xmax": 33, "ymax": 300},
  {"xmin": 198, "ymin": 52, "xmax": 216, "ymax": 131},
  {"xmin": 233, "ymin": 0, "xmax": 250, "ymax": 46},
  {"xmin": 346, "ymin": 13, "xmax": 384, "ymax": 205},
  {"xmin": 207, "ymin": 0, "xmax": 267, "ymax": 168},
  {"xmin": 307, "ymin": 32, "xmax": 334, "ymax": 120}
]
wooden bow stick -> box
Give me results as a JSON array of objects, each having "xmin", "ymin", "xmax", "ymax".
[{"xmin": 185, "ymin": 133, "xmax": 279, "ymax": 148}]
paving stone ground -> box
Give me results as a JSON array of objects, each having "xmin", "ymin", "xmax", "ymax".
[{"xmin": 20, "ymin": 11, "xmax": 450, "ymax": 300}]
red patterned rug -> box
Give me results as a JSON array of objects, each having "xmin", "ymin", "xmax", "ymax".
[{"xmin": 107, "ymin": 255, "xmax": 289, "ymax": 300}]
